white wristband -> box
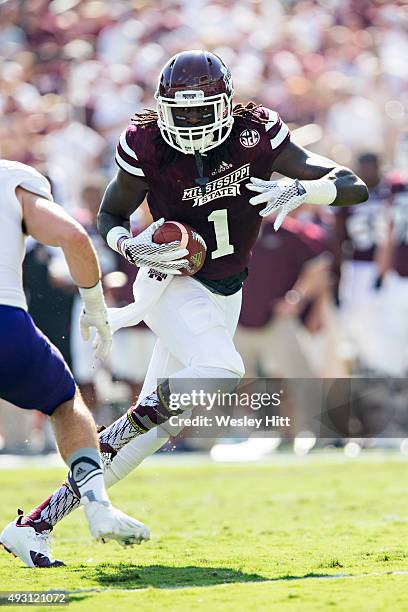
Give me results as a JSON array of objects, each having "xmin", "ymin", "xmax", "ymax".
[
  {"xmin": 78, "ymin": 280, "xmax": 106, "ymax": 312},
  {"xmin": 106, "ymin": 226, "xmax": 131, "ymax": 253},
  {"xmin": 300, "ymin": 178, "xmax": 337, "ymax": 205}
]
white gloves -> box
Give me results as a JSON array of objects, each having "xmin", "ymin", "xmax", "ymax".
[
  {"xmin": 118, "ymin": 218, "xmax": 188, "ymax": 275},
  {"xmin": 247, "ymin": 177, "xmax": 307, "ymax": 231},
  {"xmin": 78, "ymin": 281, "xmax": 112, "ymax": 361}
]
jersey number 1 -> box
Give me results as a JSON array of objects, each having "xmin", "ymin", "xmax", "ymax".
[{"xmin": 208, "ymin": 209, "xmax": 234, "ymax": 259}]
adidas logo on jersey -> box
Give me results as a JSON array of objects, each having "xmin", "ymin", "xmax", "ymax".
[{"xmin": 211, "ymin": 161, "xmax": 233, "ymax": 176}]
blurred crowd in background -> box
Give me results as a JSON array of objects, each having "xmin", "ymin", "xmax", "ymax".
[{"xmin": 1, "ymin": 0, "xmax": 408, "ymax": 454}]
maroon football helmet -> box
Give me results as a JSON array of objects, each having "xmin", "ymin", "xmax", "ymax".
[{"xmin": 155, "ymin": 50, "xmax": 234, "ymax": 155}]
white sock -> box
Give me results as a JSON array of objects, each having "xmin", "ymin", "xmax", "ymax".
[
  {"xmin": 103, "ymin": 408, "xmax": 194, "ymax": 488},
  {"xmin": 67, "ymin": 448, "xmax": 109, "ymax": 504},
  {"xmin": 104, "ymin": 426, "xmax": 171, "ymax": 488}
]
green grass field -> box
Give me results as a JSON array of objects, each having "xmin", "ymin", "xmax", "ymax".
[{"xmin": 0, "ymin": 454, "xmax": 408, "ymax": 611}]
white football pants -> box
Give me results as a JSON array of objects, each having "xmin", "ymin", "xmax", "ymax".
[
  {"xmin": 142, "ymin": 275, "xmax": 244, "ymax": 391},
  {"xmin": 104, "ymin": 275, "xmax": 244, "ymax": 487},
  {"xmin": 339, "ymin": 260, "xmax": 392, "ymax": 372}
]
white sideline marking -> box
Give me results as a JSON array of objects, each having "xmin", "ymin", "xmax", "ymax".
[
  {"xmin": 0, "ymin": 452, "xmax": 210, "ymax": 470},
  {"xmin": 0, "ymin": 449, "xmax": 406, "ymax": 470},
  {"xmin": 63, "ymin": 570, "xmax": 408, "ymax": 595}
]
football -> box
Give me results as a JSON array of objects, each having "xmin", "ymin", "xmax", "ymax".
[{"xmin": 153, "ymin": 220, "xmax": 207, "ymax": 276}]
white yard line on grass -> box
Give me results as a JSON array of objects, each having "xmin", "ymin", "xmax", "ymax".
[{"xmin": 0, "ymin": 449, "xmax": 407, "ymax": 470}]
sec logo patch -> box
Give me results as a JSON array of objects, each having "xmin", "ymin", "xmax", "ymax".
[{"xmin": 239, "ymin": 129, "xmax": 260, "ymax": 148}]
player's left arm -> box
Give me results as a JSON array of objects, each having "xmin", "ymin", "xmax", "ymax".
[
  {"xmin": 247, "ymin": 141, "xmax": 368, "ymax": 230},
  {"xmin": 20, "ymin": 188, "xmax": 112, "ymax": 359},
  {"xmin": 272, "ymin": 141, "xmax": 368, "ymax": 206}
]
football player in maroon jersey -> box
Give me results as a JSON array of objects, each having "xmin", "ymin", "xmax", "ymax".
[
  {"xmin": 15, "ymin": 50, "xmax": 368, "ymax": 561},
  {"xmin": 374, "ymin": 163, "xmax": 408, "ymax": 376},
  {"xmin": 333, "ymin": 153, "xmax": 392, "ymax": 373}
]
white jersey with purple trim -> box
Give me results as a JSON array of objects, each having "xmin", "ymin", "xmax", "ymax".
[{"xmin": 0, "ymin": 160, "xmax": 53, "ymax": 311}]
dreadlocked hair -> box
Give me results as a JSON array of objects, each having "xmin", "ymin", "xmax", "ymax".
[
  {"xmin": 231, "ymin": 101, "xmax": 270, "ymax": 124},
  {"xmin": 130, "ymin": 102, "xmax": 268, "ymax": 127},
  {"xmin": 130, "ymin": 101, "xmax": 268, "ymax": 170},
  {"xmin": 131, "ymin": 109, "xmax": 158, "ymax": 126}
]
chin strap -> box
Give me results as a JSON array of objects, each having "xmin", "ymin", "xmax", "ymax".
[{"xmin": 194, "ymin": 151, "xmax": 209, "ymax": 195}]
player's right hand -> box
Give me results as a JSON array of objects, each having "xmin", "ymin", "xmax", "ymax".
[{"xmin": 119, "ymin": 218, "xmax": 189, "ymax": 275}]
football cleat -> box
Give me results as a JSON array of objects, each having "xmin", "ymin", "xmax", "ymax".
[
  {"xmin": 0, "ymin": 514, "xmax": 64, "ymax": 568},
  {"xmin": 83, "ymin": 501, "xmax": 150, "ymax": 546}
]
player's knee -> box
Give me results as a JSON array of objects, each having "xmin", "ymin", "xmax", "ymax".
[
  {"xmin": 49, "ymin": 396, "xmax": 75, "ymax": 422},
  {"xmin": 50, "ymin": 389, "xmax": 86, "ymax": 420},
  {"xmin": 182, "ymin": 366, "xmax": 243, "ymax": 396},
  {"xmin": 192, "ymin": 365, "xmax": 243, "ymax": 382},
  {"xmin": 190, "ymin": 351, "xmax": 245, "ymax": 381}
]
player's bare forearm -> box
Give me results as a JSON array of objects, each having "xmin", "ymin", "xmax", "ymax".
[
  {"xmin": 19, "ymin": 187, "xmax": 101, "ymax": 288},
  {"xmin": 97, "ymin": 169, "xmax": 149, "ymax": 241},
  {"xmin": 60, "ymin": 231, "xmax": 101, "ymax": 288},
  {"xmin": 316, "ymin": 166, "xmax": 368, "ymax": 207},
  {"xmin": 273, "ymin": 141, "xmax": 368, "ymax": 206}
]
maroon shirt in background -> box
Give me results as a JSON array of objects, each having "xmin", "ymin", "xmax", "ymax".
[
  {"xmin": 116, "ymin": 107, "xmax": 290, "ymax": 280},
  {"xmin": 239, "ymin": 218, "xmax": 328, "ymax": 328},
  {"xmin": 335, "ymin": 182, "xmax": 390, "ymax": 262},
  {"xmin": 390, "ymin": 180, "xmax": 408, "ymax": 277}
]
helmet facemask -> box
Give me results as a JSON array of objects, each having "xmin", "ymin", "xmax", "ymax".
[{"xmin": 155, "ymin": 89, "xmax": 234, "ymax": 155}]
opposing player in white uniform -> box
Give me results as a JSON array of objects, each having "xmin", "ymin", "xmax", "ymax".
[{"xmin": 0, "ymin": 160, "xmax": 149, "ymax": 567}]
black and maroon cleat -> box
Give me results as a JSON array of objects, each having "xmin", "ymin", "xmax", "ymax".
[{"xmin": 30, "ymin": 550, "xmax": 65, "ymax": 568}]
